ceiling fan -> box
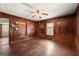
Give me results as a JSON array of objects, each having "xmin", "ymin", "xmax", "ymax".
[
  {"xmin": 28, "ymin": 9, "xmax": 48, "ymax": 18},
  {"xmin": 22, "ymin": 3, "xmax": 48, "ymax": 19}
]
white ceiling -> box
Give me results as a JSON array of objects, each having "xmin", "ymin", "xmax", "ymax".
[{"xmin": 0, "ymin": 3, "xmax": 78, "ymax": 21}]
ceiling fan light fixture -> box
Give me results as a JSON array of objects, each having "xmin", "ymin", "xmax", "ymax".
[{"xmin": 25, "ymin": 9, "xmax": 48, "ymax": 19}]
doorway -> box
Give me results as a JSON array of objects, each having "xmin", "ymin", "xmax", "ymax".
[{"xmin": 0, "ymin": 18, "xmax": 9, "ymax": 44}]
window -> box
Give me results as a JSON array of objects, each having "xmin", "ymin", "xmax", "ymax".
[
  {"xmin": 2, "ymin": 24, "xmax": 9, "ymax": 36},
  {"xmin": 46, "ymin": 23, "xmax": 54, "ymax": 35}
]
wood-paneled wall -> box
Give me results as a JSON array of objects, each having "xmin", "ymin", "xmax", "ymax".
[
  {"xmin": 0, "ymin": 12, "xmax": 36, "ymax": 43},
  {"xmin": 35, "ymin": 15, "xmax": 76, "ymax": 39},
  {"xmin": 76, "ymin": 5, "xmax": 79, "ymax": 38},
  {"xmin": 0, "ymin": 24, "xmax": 2, "ymax": 37},
  {"xmin": 26, "ymin": 21, "xmax": 35, "ymax": 37},
  {"xmin": 0, "ymin": 11, "xmax": 76, "ymax": 43}
]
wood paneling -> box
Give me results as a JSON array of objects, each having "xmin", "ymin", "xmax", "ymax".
[
  {"xmin": 0, "ymin": 11, "xmax": 76, "ymax": 44},
  {"xmin": 76, "ymin": 5, "xmax": 79, "ymax": 38},
  {"xmin": 0, "ymin": 12, "xmax": 36, "ymax": 44},
  {"xmin": 26, "ymin": 21, "xmax": 35, "ymax": 37},
  {"xmin": 75, "ymin": 5, "xmax": 79, "ymax": 55},
  {"xmin": 0, "ymin": 24, "xmax": 2, "ymax": 37},
  {"xmin": 35, "ymin": 15, "xmax": 76, "ymax": 40}
]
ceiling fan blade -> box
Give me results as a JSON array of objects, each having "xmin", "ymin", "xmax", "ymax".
[
  {"xmin": 22, "ymin": 3, "xmax": 34, "ymax": 9},
  {"xmin": 39, "ymin": 16, "xmax": 42, "ymax": 19},
  {"xmin": 41, "ymin": 13, "xmax": 48, "ymax": 15},
  {"xmin": 25, "ymin": 10, "xmax": 35, "ymax": 13},
  {"xmin": 32, "ymin": 15, "xmax": 36, "ymax": 18}
]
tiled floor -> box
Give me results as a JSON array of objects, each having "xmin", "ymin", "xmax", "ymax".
[{"xmin": 0, "ymin": 35, "xmax": 78, "ymax": 56}]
